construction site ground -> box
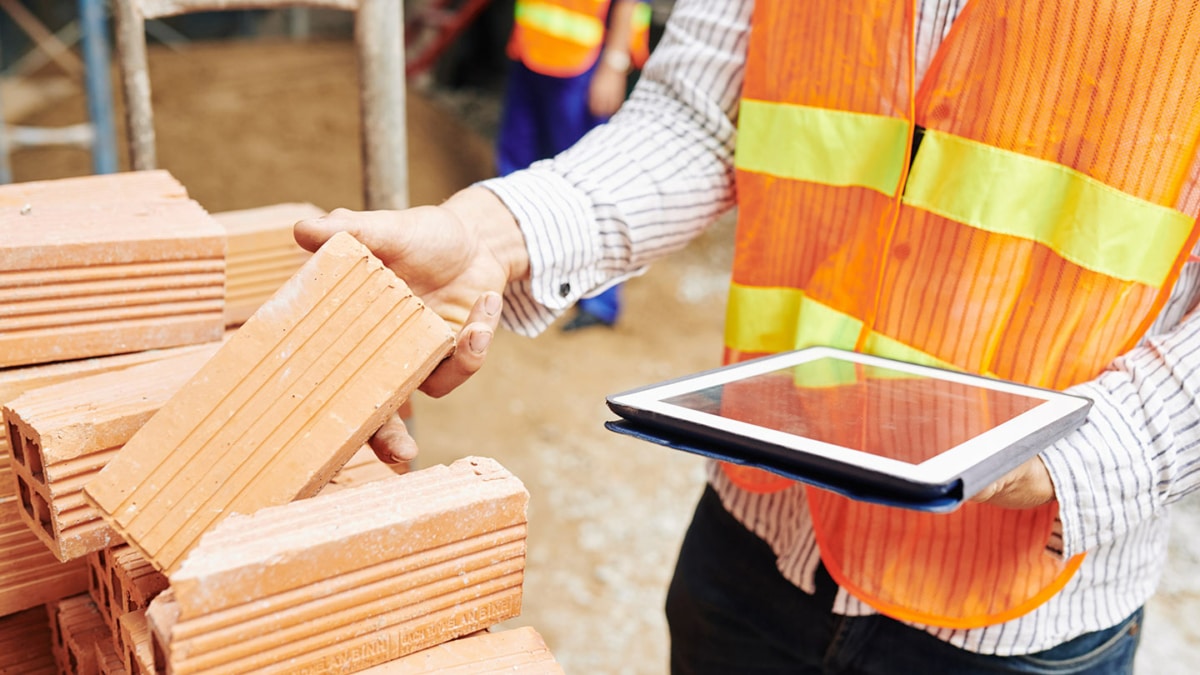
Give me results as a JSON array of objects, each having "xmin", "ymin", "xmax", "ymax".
[{"xmin": 8, "ymin": 39, "xmax": 1199, "ymax": 674}]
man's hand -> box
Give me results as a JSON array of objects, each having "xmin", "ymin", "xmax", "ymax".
[
  {"xmin": 969, "ymin": 456, "xmax": 1056, "ymax": 509},
  {"xmin": 293, "ymin": 187, "xmax": 529, "ymax": 463}
]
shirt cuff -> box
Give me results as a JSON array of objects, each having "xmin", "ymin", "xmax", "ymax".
[
  {"xmin": 479, "ymin": 167, "xmax": 614, "ymax": 336},
  {"xmin": 1038, "ymin": 379, "xmax": 1160, "ymax": 559}
]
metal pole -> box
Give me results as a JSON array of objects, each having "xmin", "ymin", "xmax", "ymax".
[{"xmin": 78, "ymin": 0, "xmax": 118, "ymax": 174}]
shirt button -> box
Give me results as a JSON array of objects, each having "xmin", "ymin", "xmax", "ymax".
[{"xmin": 559, "ymin": 282, "xmax": 571, "ymax": 298}]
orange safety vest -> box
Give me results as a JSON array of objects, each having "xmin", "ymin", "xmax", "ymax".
[
  {"xmin": 509, "ymin": 0, "xmax": 651, "ymax": 78},
  {"xmin": 725, "ymin": 0, "xmax": 1200, "ymax": 629}
]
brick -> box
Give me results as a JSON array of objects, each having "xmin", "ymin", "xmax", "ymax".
[
  {"xmin": 320, "ymin": 445, "xmax": 408, "ymax": 495},
  {"xmin": 96, "ymin": 634, "xmax": 129, "ymax": 675},
  {"xmin": 0, "ymin": 170, "xmax": 226, "ymax": 368},
  {"xmin": 4, "ymin": 346, "xmax": 219, "ymax": 561},
  {"xmin": 147, "ymin": 457, "xmax": 527, "ymax": 675},
  {"xmin": 0, "ymin": 340, "xmax": 224, "ymax": 500},
  {"xmin": 0, "ymin": 495, "xmax": 88, "ymax": 616},
  {"xmin": 118, "ymin": 609, "xmax": 154, "ymax": 675},
  {"xmin": 86, "ymin": 544, "xmax": 168, "ymax": 647},
  {"xmin": 214, "ymin": 202, "xmax": 323, "ymax": 327},
  {"xmin": 84, "ymin": 231, "xmax": 455, "ymax": 575},
  {"xmin": 0, "ymin": 605, "xmax": 57, "ymax": 674},
  {"xmin": 357, "ymin": 627, "xmax": 563, "ymax": 674},
  {"xmin": 49, "ymin": 593, "xmax": 110, "ymax": 675}
]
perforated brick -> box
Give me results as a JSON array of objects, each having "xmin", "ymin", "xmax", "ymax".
[
  {"xmin": 4, "ymin": 346, "xmax": 218, "ymax": 561},
  {"xmin": 148, "ymin": 457, "xmax": 527, "ymax": 675},
  {"xmin": 0, "ymin": 171, "xmax": 225, "ymax": 368},
  {"xmin": 0, "ymin": 496, "xmax": 88, "ymax": 616},
  {"xmin": 214, "ymin": 202, "xmax": 323, "ymax": 327},
  {"xmin": 84, "ymin": 232, "xmax": 455, "ymax": 575}
]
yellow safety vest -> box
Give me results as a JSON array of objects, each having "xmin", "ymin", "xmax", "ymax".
[
  {"xmin": 725, "ymin": 0, "xmax": 1200, "ymax": 628},
  {"xmin": 509, "ymin": 0, "xmax": 651, "ymax": 78}
]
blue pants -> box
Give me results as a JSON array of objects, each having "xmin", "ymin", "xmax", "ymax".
[
  {"xmin": 496, "ymin": 60, "xmax": 623, "ymax": 324},
  {"xmin": 496, "ymin": 59, "xmax": 606, "ymax": 176},
  {"xmin": 666, "ymin": 486, "xmax": 1144, "ymax": 674}
]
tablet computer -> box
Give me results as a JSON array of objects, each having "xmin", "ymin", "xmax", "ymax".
[{"xmin": 605, "ymin": 346, "xmax": 1092, "ymax": 511}]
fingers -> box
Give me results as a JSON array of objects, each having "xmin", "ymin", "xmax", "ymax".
[
  {"xmin": 968, "ymin": 457, "xmax": 1055, "ymax": 509},
  {"xmin": 294, "ymin": 207, "xmax": 356, "ymax": 252},
  {"xmin": 420, "ymin": 291, "xmax": 503, "ymax": 398},
  {"xmin": 293, "ymin": 208, "xmax": 419, "ymax": 263},
  {"xmin": 368, "ymin": 409, "xmax": 419, "ymax": 465}
]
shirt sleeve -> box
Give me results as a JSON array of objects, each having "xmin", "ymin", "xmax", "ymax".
[
  {"xmin": 1041, "ymin": 263, "xmax": 1200, "ymax": 558},
  {"xmin": 479, "ymin": 0, "xmax": 753, "ymax": 336}
]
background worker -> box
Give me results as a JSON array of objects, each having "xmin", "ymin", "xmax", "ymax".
[
  {"xmin": 297, "ymin": 0, "xmax": 1200, "ymax": 672},
  {"xmin": 497, "ymin": 0, "xmax": 652, "ymax": 330}
]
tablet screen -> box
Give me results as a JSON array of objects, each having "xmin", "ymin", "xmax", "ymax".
[{"xmin": 660, "ymin": 356, "xmax": 1045, "ymax": 466}]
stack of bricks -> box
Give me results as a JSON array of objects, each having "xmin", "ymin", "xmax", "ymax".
[{"xmin": 0, "ymin": 172, "xmax": 564, "ymax": 673}]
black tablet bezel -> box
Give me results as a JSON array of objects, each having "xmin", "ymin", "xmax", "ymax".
[{"xmin": 605, "ymin": 346, "xmax": 1093, "ymax": 502}]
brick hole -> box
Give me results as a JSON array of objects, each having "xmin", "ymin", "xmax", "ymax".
[
  {"xmin": 9, "ymin": 423, "xmax": 44, "ymax": 480},
  {"xmin": 68, "ymin": 645, "xmax": 79, "ymax": 671},
  {"xmin": 6, "ymin": 421, "xmax": 22, "ymax": 465},
  {"xmin": 126, "ymin": 593, "xmax": 137, "ymax": 613},
  {"xmin": 29, "ymin": 488, "xmax": 54, "ymax": 538},
  {"xmin": 97, "ymin": 548, "xmax": 108, "ymax": 569},
  {"xmin": 111, "ymin": 568, "xmax": 124, "ymax": 606},
  {"xmin": 89, "ymin": 565, "xmax": 101, "ymax": 595},
  {"xmin": 17, "ymin": 477, "xmax": 35, "ymax": 521}
]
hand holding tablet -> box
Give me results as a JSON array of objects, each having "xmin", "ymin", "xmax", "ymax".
[{"xmin": 606, "ymin": 347, "xmax": 1092, "ymax": 512}]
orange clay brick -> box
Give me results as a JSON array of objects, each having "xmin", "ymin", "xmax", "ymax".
[
  {"xmin": 213, "ymin": 202, "xmax": 323, "ymax": 327},
  {"xmin": 145, "ymin": 457, "xmax": 527, "ymax": 675},
  {"xmin": 4, "ymin": 346, "xmax": 219, "ymax": 561},
  {"xmin": 84, "ymin": 231, "xmax": 455, "ymax": 575},
  {"xmin": 96, "ymin": 633, "xmax": 129, "ymax": 675},
  {"xmin": 49, "ymin": 593, "xmax": 110, "ymax": 675},
  {"xmin": 87, "ymin": 544, "xmax": 167, "ymax": 646},
  {"xmin": 320, "ymin": 445, "xmax": 409, "ymax": 495},
  {"xmin": 357, "ymin": 627, "xmax": 563, "ymax": 674},
  {"xmin": 0, "ymin": 170, "xmax": 225, "ymax": 368},
  {"xmin": 118, "ymin": 609, "xmax": 154, "ymax": 675},
  {"xmin": 0, "ymin": 340, "xmax": 224, "ymax": 500},
  {"xmin": 0, "ymin": 605, "xmax": 58, "ymax": 674},
  {"xmin": 0, "ymin": 495, "xmax": 88, "ymax": 616}
]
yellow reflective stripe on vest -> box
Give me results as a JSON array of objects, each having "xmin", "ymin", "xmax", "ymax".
[
  {"xmin": 904, "ymin": 130, "xmax": 1191, "ymax": 287},
  {"xmin": 725, "ymin": 283, "xmax": 959, "ymax": 370},
  {"xmin": 514, "ymin": 0, "xmax": 605, "ymax": 47},
  {"xmin": 735, "ymin": 99, "xmax": 910, "ymax": 196},
  {"xmin": 632, "ymin": 2, "xmax": 652, "ymax": 30}
]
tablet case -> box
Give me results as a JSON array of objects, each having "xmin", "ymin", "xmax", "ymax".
[{"xmin": 606, "ymin": 418, "xmax": 964, "ymax": 513}]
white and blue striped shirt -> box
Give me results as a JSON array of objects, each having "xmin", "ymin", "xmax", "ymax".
[{"xmin": 480, "ymin": 0, "xmax": 1200, "ymax": 656}]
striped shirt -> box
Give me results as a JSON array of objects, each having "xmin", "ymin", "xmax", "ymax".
[{"xmin": 480, "ymin": 0, "xmax": 1200, "ymax": 656}]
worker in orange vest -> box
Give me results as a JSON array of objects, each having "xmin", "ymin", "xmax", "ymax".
[
  {"xmin": 297, "ymin": 1, "xmax": 1200, "ymax": 672},
  {"xmin": 497, "ymin": 0, "xmax": 651, "ymax": 330}
]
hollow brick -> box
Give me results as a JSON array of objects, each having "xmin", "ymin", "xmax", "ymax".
[
  {"xmin": 84, "ymin": 231, "xmax": 455, "ymax": 575},
  {"xmin": 0, "ymin": 495, "xmax": 88, "ymax": 616},
  {"xmin": 49, "ymin": 593, "xmax": 111, "ymax": 675},
  {"xmin": 356, "ymin": 627, "xmax": 563, "ymax": 674},
  {"xmin": 0, "ymin": 340, "xmax": 224, "ymax": 500},
  {"xmin": 118, "ymin": 609, "xmax": 155, "ymax": 675},
  {"xmin": 4, "ymin": 346, "xmax": 219, "ymax": 561},
  {"xmin": 147, "ymin": 457, "xmax": 527, "ymax": 675},
  {"xmin": 0, "ymin": 170, "xmax": 226, "ymax": 368},
  {"xmin": 0, "ymin": 605, "xmax": 57, "ymax": 674},
  {"xmin": 214, "ymin": 202, "xmax": 323, "ymax": 327}
]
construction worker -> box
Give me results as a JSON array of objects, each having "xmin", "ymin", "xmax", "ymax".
[
  {"xmin": 296, "ymin": 0, "xmax": 1200, "ymax": 672},
  {"xmin": 497, "ymin": 0, "xmax": 652, "ymax": 330}
]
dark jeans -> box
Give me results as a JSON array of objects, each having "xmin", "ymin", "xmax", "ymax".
[{"xmin": 666, "ymin": 486, "xmax": 1143, "ymax": 674}]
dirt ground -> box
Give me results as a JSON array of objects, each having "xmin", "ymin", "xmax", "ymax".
[{"xmin": 9, "ymin": 39, "xmax": 1199, "ymax": 674}]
